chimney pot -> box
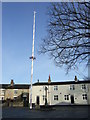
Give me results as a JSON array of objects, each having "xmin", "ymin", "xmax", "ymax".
[{"xmin": 48, "ymin": 74, "xmax": 51, "ymax": 84}]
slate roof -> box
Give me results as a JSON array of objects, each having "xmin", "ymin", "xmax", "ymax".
[
  {"xmin": 0, "ymin": 84, "xmax": 30, "ymax": 89},
  {"xmin": 33, "ymin": 80, "xmax": 90, "ymax": 86},
  {"xmin": 0, "ymin": 80, "xmax": 90, "ymax": 89}
]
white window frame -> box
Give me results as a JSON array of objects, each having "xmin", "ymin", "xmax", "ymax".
[
  {"xmin": 0, "ymin": 89, "xmax": 5, "ymax": 95},
  {"xmin": 42, "ymin": 95, "xmax": 46, "ymax": 101},
  {"xmin": 64, "ymin": 95, "xmax": 69, "ymax": 100},
  {"xmin": 54, "ymin": 86, "xmax": 58, "ymax": 91},
  {"xmin": 14, "ymin": 89, "xmax": 18, "ymax": 95},
  {"xmin": 54, "ymin": 95, "xmax": 58, "ymax": 100},
  {"xmin": 70, "ymin": 85, "xmax": 75, "ymax": 90},
  {"xmin": 82, "ymin": 94, "xmax": 87, "ymax": 100},
  {"xmin": 82, "ymin": 84, "xmax": 86, "ymax": 90}
]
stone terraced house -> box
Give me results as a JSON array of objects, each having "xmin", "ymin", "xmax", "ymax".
[{"xmin": 0, "ymin": 76, "xmax": 90, "ymax": 107}]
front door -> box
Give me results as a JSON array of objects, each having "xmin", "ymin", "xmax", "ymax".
[
  {"xmin": 36, "ymin": 96, "xmax": 39, "ymax": 105},
  {"xmin": 71, "ymin": 95, "xmax": 74, "ymax": 104}
]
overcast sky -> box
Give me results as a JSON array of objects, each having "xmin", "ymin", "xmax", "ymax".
[{"xmin": 2, "ymin": 2, "xmax": 88, "ymax": 84}]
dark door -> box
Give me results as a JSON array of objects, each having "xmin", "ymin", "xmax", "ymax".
[
  {"xmin": 71, "ymin": 95, "xmax": 74, "ymax": 104},
  {"xmin": 36, "ymin": 96, "xmax": 39, "ymax": 105},
  {"xmin": 23, "ymin": 97, "xmax": 28, "ymax": 107}
]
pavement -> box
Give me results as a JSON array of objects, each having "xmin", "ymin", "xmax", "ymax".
[{"xmin": 1, "ymin": 106, "xmax": 90, "ymax": 119}]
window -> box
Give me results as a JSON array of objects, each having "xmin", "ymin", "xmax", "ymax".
[
  {"xmin": 14, "ymin": 89, "xmax": 18, "ymax": 94},
  {"xmin": 14, "ymin": 96, "xmax": 17, "ymax": 100},
  {"xmin": 42, "ymin": 95, "xmax": 46, "ymax": 101},
  {"xmin": 82, "ymin": 84, "xmax": 86, "ymax": 89},
  {"xmin": 64, "ymin": 95, "xmax": 69, "ymax": 100},
  {"xmin": 70, "ymin": 85, "xmax": 75, "ymax": 90},
  {"xmin": 82, "ymin": 94, "xmax": 87, "ymax": 100},
  {"xmin": 54, "ymin": 86, "xmax": 58, "ymax": 90},
  {"xmin": 1, "ymin": 89, "xmax": 5, "ymax": 95},
  {"xmin": 54, "ymin": 95, "xmax": 58, "ymax": 100}
]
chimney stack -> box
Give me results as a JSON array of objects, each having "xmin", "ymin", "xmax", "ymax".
[
  {"xmin": 10, "ymin": 79, "xmax": 14, "ymax": 86},
  {"xmin": 37, "ymin": 79, "xmax": 39, "ymax": 83},
  {"xmin": 74, "ymin": 76, "xmax": 78, "ymax": 82},
  {"xmin": 48, "ymin": 74, "xmax": 51, "ymax": 84}
]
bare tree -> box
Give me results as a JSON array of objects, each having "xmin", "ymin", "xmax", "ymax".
[{"xmin": 40, "ymin": 2, "xmax": 90, "ymax": 73}]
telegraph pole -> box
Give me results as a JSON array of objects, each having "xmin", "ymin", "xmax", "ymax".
[{"xmin": 29, "ymin": 11, "xmax": 36, "ymax": 109}]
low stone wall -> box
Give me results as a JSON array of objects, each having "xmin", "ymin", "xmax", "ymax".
[
  {"xmin": 12, "ymin": 101, "xmax": 23, "ymax": 107},
  {"xmin": 1, "ymin": 101, "xmax": 24, "ymax": 107}
]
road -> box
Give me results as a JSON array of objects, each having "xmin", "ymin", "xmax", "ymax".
[{"xmin": 2, "ymin": 106, "xmax": 90, "ymax": 119}]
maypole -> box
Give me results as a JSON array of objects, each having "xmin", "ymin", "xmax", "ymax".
[{"xmin": 29, "ymin": 11, "xmax": 36, "ymax": 109}]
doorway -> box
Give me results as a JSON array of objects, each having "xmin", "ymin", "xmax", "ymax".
[
  {"xmin": 36, "ymin": 96, "xmax": 39, "ymax": 105},
  {"xmin": 71, "ymin": 95, "xmax": 74, "ymax": 104}
]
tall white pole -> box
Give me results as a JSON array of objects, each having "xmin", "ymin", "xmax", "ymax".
[{"xmin": 29, "ymin": 11, "xmax": 36, "ymax": 109}]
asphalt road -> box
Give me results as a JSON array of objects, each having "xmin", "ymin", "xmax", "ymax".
[{"xmin": 2, "ymin": 106, "xmax": 90, "ymax": 119}]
